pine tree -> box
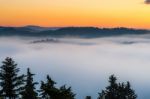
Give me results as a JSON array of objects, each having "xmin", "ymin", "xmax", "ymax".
[
  {"xmin": 117, "ymin": 83, "xmax": 126, "ymax": 99},
  {"xmin": 21, "ymin": 68, "xmax": 38, "ymax": 99},
  {"xmin": 85, "ymin": 96, "xmax": 92, "ymax": 99},
  {"xmin": 39, "ymin": 75, "xmax": 75, "ymax": 99},
  {"xmin": 98, "ymin": 75, "xmax": 137, "ymax": 99},
  {"xmin": 98, "ymin": 90, "xmax": 106, "ymax": 99},
  {"xmin": 39, "ymin": 75, "xmax": 57, "ymax": 99},
  {"xmin": 39, "ymin": 81, "xmax": 49, "ymax": 99},
  {"xmin": 58, "ymin": 85, "xmax": 75, "ymax": 99},
  {"xmin": 124, "ymin": 82, "xmax": 137, "ymax": 99},
  {"xmin": 0, "ymin": 57, "xmax": 25, "ymax": 99},
  {"xmin": 105, "ymin": 75, "xmax": 118, "ymax": 99}
]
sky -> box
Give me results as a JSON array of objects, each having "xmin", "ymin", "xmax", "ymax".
[{"xmin": 0, "ymin": 0, "xmax": 150, "ymax": 29}]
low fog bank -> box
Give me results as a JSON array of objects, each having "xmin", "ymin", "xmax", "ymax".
[{"xmin": 1, "ymin": 34, "xmax": 150, "ymax": 98}]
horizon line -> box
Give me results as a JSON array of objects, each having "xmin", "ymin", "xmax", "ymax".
[{"xmin": 0, "ymin": 25, "xmax": 149, "ymax": 30}]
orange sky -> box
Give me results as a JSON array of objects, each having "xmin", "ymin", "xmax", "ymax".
[{"xmin": 0, "ymin": 0, "xmax": 150, "ymax": 29}]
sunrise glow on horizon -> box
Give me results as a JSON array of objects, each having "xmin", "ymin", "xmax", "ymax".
[{"xmin": 0, "ymin": 0, "xmax": 150, "ymax": 29}]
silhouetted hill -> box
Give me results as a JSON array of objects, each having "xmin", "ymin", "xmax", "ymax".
[{"xmin": 0, "ymin": 26, "xmax": 149, "ymax": 38}]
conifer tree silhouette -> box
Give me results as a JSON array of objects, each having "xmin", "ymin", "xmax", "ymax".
[
  {"xmin": 0, "ymin": 57, "xmax": 25, "ymax": 99},
  {"xmin": 21, "ymin": 68, "xmax": 38, "ymax": 99}
]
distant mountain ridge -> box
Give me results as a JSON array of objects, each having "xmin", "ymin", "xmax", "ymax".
[{"xmin": 0, "ymin": 26, "xmax": 149, "ymax": 38}]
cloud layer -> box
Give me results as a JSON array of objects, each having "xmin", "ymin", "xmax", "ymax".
[
  {"xmin": 1, "ymin": 36, "xmax": 150, "ymax": 99},
  {"xmin": 145, "ymin": 0, "xmax": 150, "ymax": 4}
]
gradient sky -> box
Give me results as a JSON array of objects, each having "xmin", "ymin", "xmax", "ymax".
[{"xmin": 0, "ymin": 0, "xmax": 150, "ymax": 29}]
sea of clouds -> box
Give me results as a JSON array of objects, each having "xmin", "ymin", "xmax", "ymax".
[{"xmin": 0, "ymin": 35, "xmax": 150, "ymax": 99}]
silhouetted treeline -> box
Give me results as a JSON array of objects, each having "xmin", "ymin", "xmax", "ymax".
[
  {"xmin": 0, "ymin": 57, "xmax": 137, "ymax": 99},
  {"xmin": 0, "ymin": 26, "xmax": 148, "ymax": 38}
]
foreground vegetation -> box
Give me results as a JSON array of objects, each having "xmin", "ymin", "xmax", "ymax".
[{"xmin": 0, "ymin": 57, "xmax": 137, "ymax": 99}]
